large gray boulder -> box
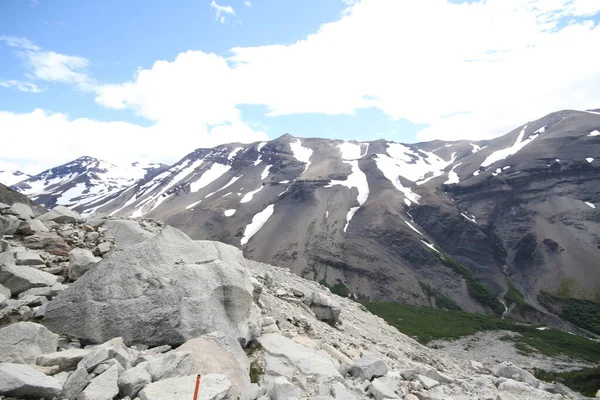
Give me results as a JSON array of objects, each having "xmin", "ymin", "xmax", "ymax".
[
  {"xmin": 61, "ymin": 367, "xmax": 91, "ymax": 400},
  {"xmin": 118, "ymin": 363, "xmax": 152, "ymax": 398},
  {"xmin": 349, "ymin": 355, "xmax": 388, "ymax": 381},
  {"xmin": 0, "ymin": 363, "xmax": 62, "ymax": 398},
  {"xmin": 0, "ymin": 322, "xmax": 58, "ymax": 364},
  {"xmin": 492, "ymin": 361, "xmax": 540, "ymax": 388},
  {"xmin": 268, "ymin": 376, "xmax": 301, "ymax": 400},
  {"xmin": 102, "ymin": 219, "xmax": 157, "ymax": 249},
  {"xmin": 43, "ymin": 227, "xmax": 258, "ymax": 347},
  {"xmin": 37, "ymin": 348, "xmax": 90, "ymax": 372},
  {"xmin": 310, "ymin": 292, "xmax": 341, "ymax": 325},
  {"xmin": 7, "ymin": 203, "xmax": 36, "ymax": 220},
  {"xmin": 0, "ymin": 214, "xmax": 21, "ymax": 235},
  {"xmin": 14, "ymin": 251, "xmax": 45, "ymax": 266},
  {"xmin": 145, "ymin": 350, "xmax": 194, "ymax": 381},
  {"xmin": 36, "ymin": 205, "xmax": 83, "ymax": 224},
  {"xmin": 0, "ymin": 258, "xmax": 58, "ymax": 295},
  {"xmin": 16, "ymin": 219, "xmax": 49, "ymax": 236},
  {"xmin": 68, "ymin": 248, "xmax": 101, "ymax": 281},
  {"xmin": 175, "ymin": 334, "xmax": 251, "ymax": 400},
  {"xmin": 77, "ymin": 364, "xmax": 119, "ymax": 400},
  {"xmin": 138, "ymin": 374, "xmax": 231, "ymax": 400}
]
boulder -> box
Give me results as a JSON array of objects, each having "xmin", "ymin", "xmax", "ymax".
[
  {"xmin": 138, "ymin": 373, "xmax": 231, "ymax": 400},
  {"xmin": 258, "ymin": 333, "xmax": 341, "ymax": 380},
  {"xmin": 23, "ymin": 232, "xmax": 71, "ymax": 255},
  {"xmin": 118, "ymin": 363, "xmax": 152, "ymax": 398},
  {"xmin": 0, "ymin": 262, "xmax": 59, "ymax": 295},
  {"xmin": 61, "ymin": 367, "xmax": 91, "ymax": 400},
  {"xmin": 0, "ymin": 283, "xmax": 10, "ymax": 298},
  {"xmin": 0, "ymin": 239, "xmax": 9, "ymax": 252},
  {"xmin": 175, "ymin": 334, "xmax": 251, "ymax": 400},
  {"xmin": 68, "ymin": 248, "xmax": 101, "ymax": 281},
  {"xmin": 102, "ymin": 219, "xmax": 156, "ymax": 249},
  {"xmin": 349, "ymin": 355, "xmax": 388, "ymax": 381},
  {"xmin": 43, "ymin": 227, "xmax": 258, "ymax": 347},
  {"xmin": 14, "ymin": 251, "xmax": 45, "ymax": 266},
  {"xmin": 0, "ymin": 214, "xmax": 21, "ymax": 235},
  {"xmin": 332, "ymin": 382, "xmax": 359, "ymax": 399},
  {"xmin": 310, "ymin": 292, "xmax": 341, "ymax": 324},
  {"xmin": 369, "ymin": 376, "xmax": 400, "ymax": 400},
  {"xmin": 77, "ymin": 364, "xmax": 119, "ymax": 400},
  {"xmin": 78, "ymin": 338, "xmax": 134, "ymax": 372},
  {"xmin": 0, "ymin": 322, "xmax": 58, "ymax": 363},
  {"xmin": 492, "ymin": 362, "xmax": 540, "ymax": 388},
  {"xmin": 268, "ymin": 376, "xmax": 301, "ymax": 400},
  {"xmin": 416, "ymin": 374, "xmax": 440, "ymax": 390},
  {"xmin": 16, "ymin": 219, "xmax": 49, "ymax": 235},
  {"xmin": 18, "ymin": 282, "xmax": 67, "ymax": 298},
  {"xmin": 7, "ymin": 203, "xmax": 36, "ymax": 220},
  {"xmin": 37, "ymin": 348, "xmax": 90, "ymax": 372},
  {"xmin": 146, "ymin": 350, "xmax": 194, "ymax": 381},
  {"xmin": 0, "ymin": 363, "xmax": 62, "ymax": 398},
  {"xmin": 36, "ymin": 205, "xmax": 83, "ymax": 224},
  {"xmin": 93, "ymin": 241, "xmax": 112, "ymax": 256}
]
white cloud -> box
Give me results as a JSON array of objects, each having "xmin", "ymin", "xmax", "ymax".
[
  {"xmin": 244, "ymin": 1, "xmax": 251, "ymax": 7},
  {"xmin": 91, "ymin": 0, "xmax": 600, "ymax": 142},
  {"xmin": 210, "ymin": 0, "xmax": 236, "ymax": 23},
  {"xmin": 0, "ymin": 80, "xmax": 43, "ymax": 93},
  {"xmin": 0, "ymin": 35, "xmax": 40, "ymax": 51},
  {"xmin": 25, "ymin": 51, "xmax": 92, "ymax": 88},
  {"xmin": 0, "ymin": 109, "xmax": 268, "ymax": 174}
]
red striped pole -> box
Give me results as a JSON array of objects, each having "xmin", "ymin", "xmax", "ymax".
[{"xmin": 193, "ymin": 374, "xmax": 201, "ymax": 400}]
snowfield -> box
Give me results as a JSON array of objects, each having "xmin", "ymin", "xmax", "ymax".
[
  {"xmin": 326, "ymin": 160, "xmax": 369, "ymax": 232},
  {"xmin": 190, "ymin": 163, "xmax": 231, "ymax": 193},
  {"xmin": 290, "ymin": 139, "xmax": 313, "ymax": 176},
  {"xmin": 481, "ymin": 125, "xmax": 539, "ymax": 167},
  {"xmin": 241, "ymin": 204, "xmax": 275, "ymax": 245}
]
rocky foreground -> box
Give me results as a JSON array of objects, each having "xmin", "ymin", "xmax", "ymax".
[{"xmin": 0, "ymin": 201, "xmax": 598, "ymax": 399}]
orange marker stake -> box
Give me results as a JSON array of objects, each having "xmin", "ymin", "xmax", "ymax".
[{"xmin": 193, "ymin": 374, "xmax": 201, "ymax": 400}]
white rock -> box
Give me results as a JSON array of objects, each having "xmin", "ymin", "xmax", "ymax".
[
  {"xmin": 268, "ymin": 376, "xmax": 301, "ymax": 400},
  {"xmin": 415, "ymin": 374, "xmax": 440, "ymax": 390},
  {"xmin": 349, "ymin": 355, "xmax": 388, "ymax": 381},
  {"xmin": 138, "ymin": 373, "xmax": 231, "ymax": 400},
  {"xmin": 0, "ymin": 261, "xmax": 58, "ymax": 295},
  {"xmin": 322, "ymin": 343, "xmax": 353, "ymax": 365},
  {"xmin": 146, "ymin": 350, "xmax": 194, "ymax": 381},
  {"xmin": 0, "ymin": 322, "xmax": 58, "ymax": 364},
  {"xmin": 8, "ymin": 203, "xmax": 36, "ymax": 220},
  {"xmin": 14, "ymin": 251, "xmax": 45, "ymax": 266},
  {"xmin": 492, "ymin": 362, "xmax": 539, "ymax": 388},
  {"xmin": 16, "ymin": 219, "xmax": 49, "ymax": 235},
  {"xmin": 37, "ymin": 205, "xmax": 83, "ymax": 224},
  {"xmin": 76, "ymin": 364, "xmax": 119, "ymax": 400},
  {"xmin": 68, "ymin": 248, "xmax": 101, "ymax": 281},
  {"xmin": 37, "ymin": 348, "xmax": 90, "ymax": 372},
  {"xmin": 369, "ymin": 376, "xmax": 400, "ymax": 399},
  {"xmin": 0, "ymin": 363, "xmax": 62, "ymax": 398},
  {"xmin": 311, "ymin": 292, "xmax": 341, "ymax": 324},
  {"xmin": 61, "ymin": 367, "xmax": 91, "ymax": 400}
]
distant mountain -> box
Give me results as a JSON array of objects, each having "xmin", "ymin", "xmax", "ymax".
[
  {"xmin": 12, "ymin": 157, "xmax": 168, "ymax": 215},
  {"xmin": 14, "ymin": 109, "xmax": 600, "ymax": 328},
  {"xmin": 0, "ymin": 169, "xmax": 31, "ymax": 186}
]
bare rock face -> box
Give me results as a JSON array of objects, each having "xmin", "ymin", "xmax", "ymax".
[
  {"xmin": 43, "ymin": 226, "xmax": 259, "ymax": 347},
  {"xmin": 0, "ymin": 363, "xmax": 62, "ymax": 398},
  {"xmin": 0, "ymin": 322, "xmax": 58, "ymax": 364}
]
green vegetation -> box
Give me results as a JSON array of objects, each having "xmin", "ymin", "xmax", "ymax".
[
  {"xmin": 538, "ymin": 291, "xmax": 600, "ymax": 336},
  {"xmin": 249, "ymin": 360, "xmax": 264, "ymax": 384},
  {"xmin": 418, "ymin": 281, "xmax": 461, "ymax": 311},
  {"xmin": 431, "ymin": 250, "xmax": 504, "ymax": 315},
  {"xmin": 504, "ymin": 279, "xmax": 537, "ymax": 313},
  {"xmin": 319, "ymin": 278, "xmax": 351, "ymax": 298},
  {"xmin": 534, "ymin": 367, "xmax": 600, "ymax": 397},
  {"xmin": 362, "ymin": 301, "xmax": 600, "ymax": 363}
]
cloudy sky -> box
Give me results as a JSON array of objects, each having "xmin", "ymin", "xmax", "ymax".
[{"xmin": 1, "ymin": 0, "xmax": 599, "ymax": 174}]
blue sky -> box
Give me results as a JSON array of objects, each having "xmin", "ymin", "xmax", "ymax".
[{"xmin": 0, "ymin": 0, "xmax": 599, "ymax": 173}]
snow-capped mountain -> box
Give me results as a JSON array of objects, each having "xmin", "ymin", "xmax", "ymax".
[
  {"xmin": 13, "ymin": 109, "xmax": 600, "ymax": 324},
  {"xmin": 0, "ymin": 169, "xmax": 31, "ymax": 186},
  {"xmin": 12, "ymin": 157, "xmax": 168, "ymax": 215}
]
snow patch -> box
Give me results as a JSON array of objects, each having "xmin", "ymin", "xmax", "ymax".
[
  {"xmin": 473, "ymin": 170, "xmax": 480, "ymax": 176},
  {"xmin": 375, "ymin": 155, "xmax": 421, "ymax": 204},
  {"xmin": 444, "ymin": 162, "xmax": 462, "ymax": 185},
  {"xmin": 421, "ymin": 240, "xmax": 440, "ymax": 253},
  {"xmin": 228, "ymin": 147, "xmax": 244, "ymax": 160},
  {"xmin": 585, "ymin": 202, "xmax": 596, "ymax": 209},
  {"xmin": 338, "ymin": 142, "xmax": 363, "ymax": 160},
  {"xmin": 261, "ymin": 165, "xmax": 272, "ymax": 180},
  {"xmin": 360, "ymin": 143, "xmax": 369, "ymax": 158},
  {"xmin": 185, "ymin": 200, "xmax": 202, "ymax": 210},
  {"xmin": 257, "ymin": 142, "xmax": 267, "ymax": 152},
  {"xmin": 326, "ymin": 160, "xmax": 370, "ymax": 232},
  {"xmin": 534, "ymin": 125, "xmax": 547, "ymax": 134},
  {"xmin": 586, "ymin": 157, "xmax": 594, "ymax": 163},
  {"xmin": 470, "ymin": 144, "xmax": 482, "ymax": 153},
  {"xmin": 279, "ymin": 180, "xmax": 290, "ymax": 184},
  {"xmin": 290, "ymin": 139, "xmax": 313, "ymax": 176},
  {"xmin": 241, "ymin": 204, "xmax": 275, "ymax": 245},
  {"xmin": 190, "ymin": 163, "xmax": 232, "ymax": 193},
  {"xmin": 205, "ymin": 176, "xmax": 242, "ymax": 199},
  {"xmin": 241, "ymin": 186, "xmax": 264, "ymax": 203},
  {"xmin": 481, "ymin": 125, "xmax": 538, "ymax": 167},
  {"xmin": 589, "ymin": 130, "xmax": 600, "ymax": 137},
  {"xmin": 325, "ymin": 210, "xmax": 329, "ymax": 219},
  {"xmin": 461, "ymin": 213, "xmax": 477, "ymax": 224},
  {"xmin": 224, "ymin": 209, "xmax": 236, "ymax": 217},
  {"xmin": 405, "ymin": 221, "xmax": 423, "ymax": 236},
  {"xmin": 55, "ymin": 183, "xmax": 87, "ymax": 206}
]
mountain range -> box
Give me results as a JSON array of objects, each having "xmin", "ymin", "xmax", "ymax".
[{"xmin": 4, "ymin": 108, "xmax": 600, "ymax": 324}]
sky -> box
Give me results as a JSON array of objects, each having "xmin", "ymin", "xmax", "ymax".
[{"xmin": 0, "ymin": 0, "xmax": 599, "ymax": 174}]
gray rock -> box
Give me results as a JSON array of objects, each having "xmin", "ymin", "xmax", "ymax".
[
  {"xmin": 415, "ymin": 374, "xmax": 440, "ymax": 390},
  {"xmin": 331, "ymin": 382, "xmax": 359, "ymax": 400},
  {"xmin": 268, "ymin": 376, "xmax": 301, "ymax": 400},
  {"xmin": 310, "ymin": 292, "xmax": 341, "ymax": 325},
  {"xmin": 175, "ymin": 334, "xmax": 251, "ymax": 400},
  {"xmin": 0, "ymin": 363, "xmax": 62, "ymax": 398},
  {"xmin": 369, "ymin": 376, "xmax": 400, "ymax": 400},
  {"xmin": 77, "ymin": 364, "xmax": 119, "ymax": 400},
  {"xmin": 258, "ymin": 333, "xmax": 341, "ymax": 380},
  {"xmin": 23, "ymin": 232, "xmax": 71, "ymax": 256},
  {"xmin": 0, "ymin": 202, "xmax": 9, "ymax": 211},
  {"xmin": 349, "ymin": 355, "xmax": 388, "ymax": 381},
  {"xmin": 0, "ymin": 292, "xmax": 6, "ymax": 306},
  {"xmin": 61, "ymin": 367, "xmax": 91, "ymax": 400},
  {"xmin": 0, "ymin": 322, "xmax": 58, "ymax": 363},
  {"xmin": 0, "ymin": 283, "xmax": 11, "ymax": 298},
  {"xmin": 322, "ymin": 343, "xmax": 353, "ymax": 365},
  {"xmin": 7, "ymin": 203, "xmax": 36, "ymax": 220},
  {"xmin": 146, "ymin": 350, "xmax": 194, "ymax": 381},
  {"xmin": 492, "ymin": 361, "xmax": 540, "ymax": 388},
  {"xmin": 37, "ymin": 348, "xmax": 91, "ymax": 372},
  {"xmin": 0, "ymin": 262, "xmax": 58, "ymax": 295},
  {"xmin": 68, "ymin": 248, "xmax": 101, "ymax": 281},
  {"xmin": 44, "ymin": 227, "xmax": 257, "ymax": 347},
  {"xmin": 15, "ymin": 251, "xmax": 45, "ymax": 266},
  {"xmin": 78, "ymin": 338, "xmax": 133, "ymax": 372},
  {"xmin": 93, "ymin": 241, "xmax": 112, "ymax": 256},
  {"xmin": 102, "ymin": 219, "xmax": 156, "ymax": 249},
  {"xmin": 0, "ymin": 214, "xmax": 21, "ymax": 235},
  {"xmin": 138, "ymin": 373, "xmax": 231, "ymax": 400},
  {"xmin": 37, "ymin": 205, "xmax": 83, "ymax": 224},
  {"xmin": 34, "ymin": 302, "xmax": 48, "ymax": 318},
  {"xmin": 16, "ymin": 219, "xmax": 49, "ymax": 235},
  {"xmin": 0, "ymin": 239, "xmax": 9, "ymax": 252},
  {"xmin": 18, "ymin": 282, "xmax": 67, "ymax": 298},
  {"xmin": 118, "ymin": 363, "xmax": 152, "ymax": 398}
]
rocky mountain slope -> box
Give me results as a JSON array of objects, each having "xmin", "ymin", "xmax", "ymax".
[
  {"xmin": 10, "ymin": 157, "xmax": 167, "ymax": 216},
  {"xmin": 0, "ymin": 169, "xmax": 31, "ymax": 186},
  {"xmin": 10, "ymin": 109, "xmax": 600, "ymax": 329},
  {"xmin": 0, "ymin": 202, "xmax": 596, "ymax": 399}
]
